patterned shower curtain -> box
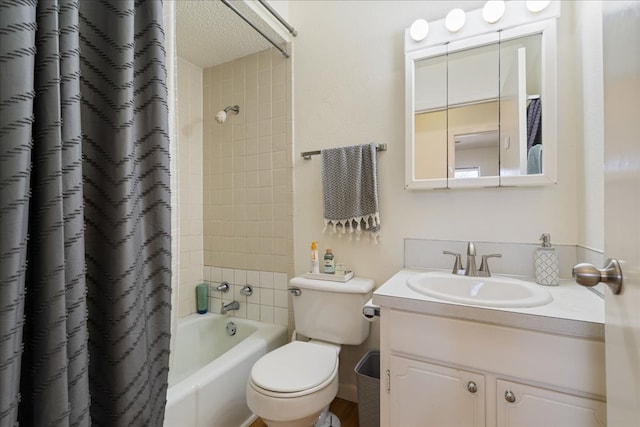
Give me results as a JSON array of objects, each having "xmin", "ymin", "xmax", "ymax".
[{"xmin": 0, "ymin": 1, "xmax": 172, "ymax": 425}]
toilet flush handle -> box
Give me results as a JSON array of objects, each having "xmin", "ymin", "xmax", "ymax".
[{"xmin": 288, "ymin": 287, "xmax": 301, "ymax": 296}]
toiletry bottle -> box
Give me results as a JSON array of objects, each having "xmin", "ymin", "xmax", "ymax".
[
  {"xmin": 323, "ymin": 249, "xmax": 335, "ymax": 274},
  {"xmin": 535, "ymin": 233, "xmax": 559, "ymax": 286},
  {"xmin": 310, "ymin": 241, "xmax": 320, "ymax": 274},
  {"xmin": 196, "ymin": 283, "xmax": 208, "ymax": 314}
]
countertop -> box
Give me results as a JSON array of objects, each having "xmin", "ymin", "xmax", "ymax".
[{"xmin": 372, "ymin": 269, "xmax": 605, "ymax": 340}]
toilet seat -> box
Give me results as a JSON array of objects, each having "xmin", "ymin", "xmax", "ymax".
[{"xmin": 250, "ymin": 341, "xmax": 339, "ymax": 398}]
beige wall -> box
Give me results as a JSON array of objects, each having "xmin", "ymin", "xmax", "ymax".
[
  {"xmin": 202, "ymin": 49, "xmax": 294, "ymax": 276},
  {"xmin": 290, "ymin": 0, "xmax": 592, "ymax": 292},
  {"xmin": 290, "ymin": 0, "xmax": 602, "ymax": 398},
  {"xmin": 575, "ymin": 1, "xmax": 605, "ymax": 252},
  {"xmin": 176, "ymin": 57, "xmax": 204, "ymax": 317}
]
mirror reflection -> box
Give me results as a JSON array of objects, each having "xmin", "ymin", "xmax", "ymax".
[{"xmin": 412, "ymin": 32, "xmax": 543, "ymax": 182}]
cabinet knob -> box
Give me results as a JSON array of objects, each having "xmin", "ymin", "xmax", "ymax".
[
  {"xmin": 466, "ymin": 381, "xmax": 478, "ymax": 393},
  {"xmin": 504, "ymin": 390, "xmax": 516, "ymax": 403}
]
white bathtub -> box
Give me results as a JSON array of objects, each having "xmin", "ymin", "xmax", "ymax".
[{"xmin": 164, "ymin": 313, "xmax": 288, "ymax": 427}]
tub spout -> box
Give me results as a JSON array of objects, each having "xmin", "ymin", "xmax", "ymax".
[{"xmin": 221, "ymin": 300, "xmax": 240, "ymax": 314}]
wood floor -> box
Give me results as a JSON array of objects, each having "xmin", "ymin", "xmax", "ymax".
[{"xmin": 249, "ymin": 397, "xmax": 359, "ymax": 427}]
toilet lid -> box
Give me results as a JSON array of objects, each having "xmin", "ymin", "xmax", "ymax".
[{"xmin": 250, "ymin": 341, "xmax": 338, "ymax": 393}]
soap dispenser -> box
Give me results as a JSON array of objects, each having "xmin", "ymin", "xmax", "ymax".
[{"xmin": 535, "ymin": 233, "xmax": 559, "ymax": 286}]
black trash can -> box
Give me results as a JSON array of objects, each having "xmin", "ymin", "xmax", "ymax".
[{"xmin": 354, "ymin": 350, "xmax": 380, "ymax": 427}]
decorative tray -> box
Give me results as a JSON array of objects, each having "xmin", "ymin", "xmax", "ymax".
[{"xmin": 304, "ymin": 271, "xmax": 354, "ymax": 282}]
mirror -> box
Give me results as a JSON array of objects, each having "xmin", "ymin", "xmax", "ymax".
[{"xmin": 405, "ymin": 18, "xmax": 558, "ymax": 190}]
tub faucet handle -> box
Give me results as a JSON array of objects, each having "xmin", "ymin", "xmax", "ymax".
[
  {"xmin": 240, "ymin": 285, "xmax": 253, "ymax": 296},
  {"xmin": 216, "ymin": 281, "xmax": 230, "ymax": 293}
]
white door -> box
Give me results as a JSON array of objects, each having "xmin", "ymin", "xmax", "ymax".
[{"xmin": 602, "ymin": 2, "xmax": 640, "ymax": 426}]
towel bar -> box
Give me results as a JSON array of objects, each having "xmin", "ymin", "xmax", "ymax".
[{"xmin": 300, "ymin": 143, "xmax": 387, "ymax": 160}]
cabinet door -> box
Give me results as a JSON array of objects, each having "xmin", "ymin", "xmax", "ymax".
[
  {"xmin": 389, "ymin": 356, "xmax": 485, "ymax": 427},
  {"xmin": 496, "ymin": 379, "xmax": 606, "ymax": 427}
]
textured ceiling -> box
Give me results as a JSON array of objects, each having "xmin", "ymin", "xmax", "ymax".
[{"xmin": 176, "ymin": 0, "xmax": 287, "ymax": 69}]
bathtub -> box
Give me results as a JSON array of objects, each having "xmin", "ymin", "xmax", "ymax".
[{"xmin": 164, "ymin": 313, "xmax": 288, "ymax": 427}]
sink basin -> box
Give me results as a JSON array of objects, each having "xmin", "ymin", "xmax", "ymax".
[{"xmin": 407, "ymin": 272, "xmax": 553, "ymax": 308}]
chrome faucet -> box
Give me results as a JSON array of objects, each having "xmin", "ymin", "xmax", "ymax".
[
  {"xmin": 221, "ymin": 300, "xmax": 239, "ymax": 314},
  {"xmin": 464, "ymin": 242, "xmax": 478, "ymax": 277}
]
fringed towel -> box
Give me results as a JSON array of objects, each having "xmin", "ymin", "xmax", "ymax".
[{"xmin": 321, "ymin": 143, "xmax": 380, "ymax": 240}]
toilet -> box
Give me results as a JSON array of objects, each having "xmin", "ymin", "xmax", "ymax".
[{"xmin": 247, "ymin": 276, "xmax": 375, "ymax": 427}]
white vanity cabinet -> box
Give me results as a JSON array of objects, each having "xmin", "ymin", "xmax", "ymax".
[
  {"xmin": 389, "ymin": 356, "xmax": 485, "ymax": 426},
  {"xmin": 496, "ymin": 379, "xmax": 606, "ymax": 427},
  {"xmin": 379, "ymin": 308, "xmax": 606, "ymax": 427}
]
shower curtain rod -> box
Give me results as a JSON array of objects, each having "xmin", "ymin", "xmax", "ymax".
[
  {"xmin": 258, "ymin": 0, "xmax": 297, "ymax": 37},
  {"xmin": 221, "ymin": 0, "xmax": 291, "ymax": 58}
]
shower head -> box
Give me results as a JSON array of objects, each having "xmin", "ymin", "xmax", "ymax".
[{"xmin": 215, "ymin": 105, "xmax": 240, "ymax": 123}]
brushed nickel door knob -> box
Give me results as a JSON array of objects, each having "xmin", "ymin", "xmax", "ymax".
[{"xmin": 572, "ymin": 258, "xmax": 623, "ymax": 295}]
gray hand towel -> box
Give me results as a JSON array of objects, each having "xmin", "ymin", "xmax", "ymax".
[{"xmin": 321, "ymin": 143, "xmax": 380, "ymax": 239}]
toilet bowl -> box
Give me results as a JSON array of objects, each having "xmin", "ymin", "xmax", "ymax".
[
  {"xmin": 247, "ymin": 276, "xmax": 375, "ymax": 427},
  {"xmin": 247, "ymin": 341, "xmax": 340, "ymax": 427}
]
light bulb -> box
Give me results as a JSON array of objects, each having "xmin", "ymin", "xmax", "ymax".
[
  {"xmin": 526, "ymin": 0, "xmax": 551, "ymax": 13},
  {"xmin": 409, "ymin": 19, "xmax": 429, "ymax": 42},
  {"xmin": 445, "ymin": 8, "xmax": 466, "ymax": 33},
  {"xmin": 482, "ymin": 0, "xmax": 506, "ymax": 24}
]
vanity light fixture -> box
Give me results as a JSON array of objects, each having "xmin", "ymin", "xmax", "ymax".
[
  {"xmin": 482, "ymin": 0, "xmax": 506, "ymax": 24},
  {"xmin": 526, "ymin": 0, "xmax": 551, "ymax": 13},
  {"xmin": 445, "ymin": 8, "xmax": 466, "ymax": 33},
  {"xmin": 409, "ymin": 19, "xmax": 429, "ymax": 41}
]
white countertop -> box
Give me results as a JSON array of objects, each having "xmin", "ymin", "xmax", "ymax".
[{"xmin": 373, "ymin": 269, "xmax": 605, "ymax": 340}]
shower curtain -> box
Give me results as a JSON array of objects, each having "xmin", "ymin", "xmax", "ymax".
[{"xmin": 0, "ymin": 1, "xmax": 171, "ymax": 425}]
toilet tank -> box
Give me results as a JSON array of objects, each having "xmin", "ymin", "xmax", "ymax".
[{"xmin": 289, "ymin": 276, "xmax": 375, "ymax": 345}]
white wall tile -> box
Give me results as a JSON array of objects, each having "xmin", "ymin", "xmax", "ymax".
[
  {"xmin": 260, "ymin": 305, "xmax": 274, "ymax": 323},
  {"xmin": 245, "ymin": 285, "xmax": 260, "ymax": 304},
  {"xmin": 273, "ymin": 272, "xmax": 288, "ymax": 290},
  {"xmin": 274, "ymin": 290, "xmax": 288, "ymax": 308},
  {"xmin": 260, "ymin": 288, "xmax": 274, "ymax": 306},
  {"xmin": 234, "ymin": 269, "xmax": 247, "ymax": 286},
  {"xmin": 259, "ymin": 271, "xmax": 274, "ymax": 288},
  {"xmin": 211, "ymin": 267, "xmax": 222, "ymax": 282},
  {"xmin": 247, "ymin": 303, "xmax": 260, "ymax": 321},
  {"xmin": 222, "ymin": 267, "xmax": 234, "ymax": 284},
  {"xmin": 247, "ymin": 270, "xmax": 260, "ymax": 286}
]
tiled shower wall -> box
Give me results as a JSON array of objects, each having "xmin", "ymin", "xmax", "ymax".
[
  {"xmin": 175, "ymin": 48, "xmax": 293, "ymax": 319},
  {"xmin": 177, "ymin": 57, "xmax": 204, "ymax": 317},
  {"xmin": 205, "ymin": 267, "xmax": 290, "ymax": 327},
  {"xmin": 202, "ymin": 48, "xmax": 293, "ymax": 275}
]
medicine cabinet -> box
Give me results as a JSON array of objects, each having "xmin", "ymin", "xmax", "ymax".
[{"xmin": 404, "ymin": 5, "xmax": 560, "ymax": 190}]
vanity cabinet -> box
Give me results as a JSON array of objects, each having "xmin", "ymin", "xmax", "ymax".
[
  {"xmin": 389, "ymin": 356, "xmax": 485, "ymax": 426},
  {"xmin": 496, "ymin": 379, "xmax": 606, "ymax": 427},
  {"xmin": 380, "ymin": 308, "xmax": 606, "ymax": 427}
]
